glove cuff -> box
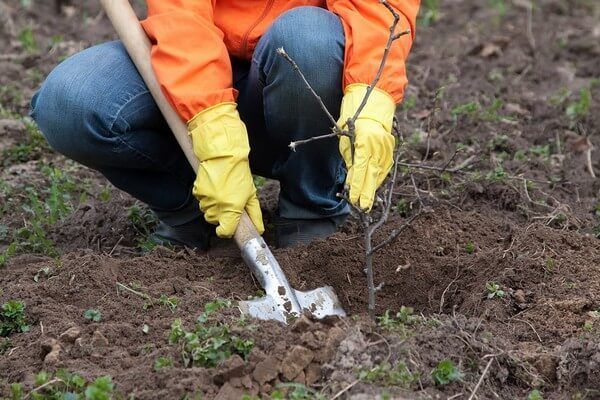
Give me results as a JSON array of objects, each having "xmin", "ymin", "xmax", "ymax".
[
  {"xmin": 339, "ymin": 84, "xmax": 396, "ymax": 132},
  {"xmin": 188, "ymin": 102, "xmax": 250, "ymax": 162},
  {"xmin": 188, "ymin": 102, "xmax": 240, "ymax": 131}
]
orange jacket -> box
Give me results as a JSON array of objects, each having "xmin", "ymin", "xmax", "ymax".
[{"xmin": 141, "ymin": 0, "xmax": 420, "ymax": 122}]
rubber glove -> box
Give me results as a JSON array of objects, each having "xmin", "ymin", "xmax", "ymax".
[
  {"xmin": 338, "ymin": 84, "xmax": 396, "ymax": 211},
  {"xmin": 188, "ymin": 102, "xmax": 264, "ymax": 238}
]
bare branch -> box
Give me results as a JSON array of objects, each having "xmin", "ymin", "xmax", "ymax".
[
  {"xmin": 369, "ymin": 210, "xmax": 422, "ymax": 255},
  {"xmin": 276, "ymin": 47, "xmax": 342, "ymax": 135},
  {"xmin": 289, "ymin": 131, "xmax": 347, "ymax": 151}
]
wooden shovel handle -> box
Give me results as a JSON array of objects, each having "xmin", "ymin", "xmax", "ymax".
[{"xmin": 99, "ymin": 0, "xmax": 261, "ymax": 248}]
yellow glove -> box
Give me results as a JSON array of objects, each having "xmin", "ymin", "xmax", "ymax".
[
  {"xmin": 338, "ymin": 84, "xmax": 396, "ymax": 211},
  {"xmin": 188, "ymin": 102, "xmax": 264, "ymax": 238}
]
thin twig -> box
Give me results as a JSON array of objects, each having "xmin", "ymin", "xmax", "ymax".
[
  {"xmin": 289, "ymin": 131, "xmax": 344, "ymax": 151},
  {"xmin": 468, "ymin": 357, "xmax": 494, "ymax": 400},
  {"xmin": 276, "ymin": 47, "xmax": 341, "ymax": 135},
  {"xmin": 24, "ymin": 379, "xmax": 66, "ymax": 400},
  {"xmin": 369, "ymin": 210, "xmax": 422, "ymax": 255},
  {"xmin": 330, "ymin": 379, "xmax": 360, "ymax": 400},
  {"xmin": 116, "ymin": 282, "xmax": 150, "ymax": 301},
  {"xmin": 108, "ymin": 236, "xmax": 124, "ymax": 256}
]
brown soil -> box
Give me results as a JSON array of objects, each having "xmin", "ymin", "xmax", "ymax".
[{"xmin": 2, "ymin": 0, "xmax": 600, "ymax": 399}]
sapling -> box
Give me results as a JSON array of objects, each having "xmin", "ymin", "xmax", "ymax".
[{"xmin": 278, "ymin": 0, "xmax": 419, "ymax": 319}]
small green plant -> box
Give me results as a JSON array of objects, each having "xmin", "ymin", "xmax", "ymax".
[
  {"xmin": 451, "ymin": 101, "xmax": 480, "ymax": 118},
  {"xmin": 377, "ymin": 306, "xmax": 420, "ymax": 336},
  {"xmin": 99, "ymin": 186, "xmax": 112, "ymax": 202},
  {"xmin": 156, "ymin": 295, "xmax": 180, "ymax": 313},
  {"xmin": 465, "ymin": 242, "xmax": 475, "ymax": 254},
  {"xmin": 0, "ymin": 338, "xmax": 12, "ymax": 355},
  {"xmin": 1, "ymin": 165, "xmax": 84, "ymax": 266},
  {"xmin": 253, "ymin": 175, "xmax": 267, "ymax": 189},
  {"xmin": 583, "ymin": 321, "xmax": 594, "ymax": 333},
  {"xmin": 154, "ymin": 356, "xmax": 173, "ymax": 372},
  {"xmin": 431, "ymin": 359, "xmax": 463, "ymax": 386},
  {"xmin": 544, "ymin": 258, "xmax": 556, "ymax": 274},
  {"xmin": 33, "ymin": 266, "xmax": 53, "ymax": 283},
  {"xmin": 83, "ymin": 309, "xmax": 102, "ymax": 322},
  {"xmin": 529, "ymin": 144, "xmax": 551, "ymax": 160},
  {"xmin": 527, "ymin": 389, "xmax": 544, "ymax": 400},
  {"xmin": 2, "ymin": 118, "xmax": 48, "ymax": 166},
  {"xmin": 486, "ymin": 282, "xmax": 505, "ymax": 299},
  {"xmin": 117, "ymin": 282, "xmax": 181, "ymax": 313},
  {"xmin": 566, "ymin": 87, "xmax": 591, "ymax": 119},
  {"xmin": 128, "ymin": 203, "xmax": 158, "ymax": 250},
  {"xmin": 393, "ymin": 198, "xmax": 410, "ymax": 216},
  {"xmin": 486, "ymin": 166, "xmax": 507, "ymax": 183},
  {"xmin": 418, "ymin": 0, "xmax": 440, "ymax": 26},
  {"xmin": 268, "ymin": 383, "xmax": 327, "ymax": 400},
  {"xmin": 169, "ymin": 299, "xmax": 253, "ymax": 368},
  {"xmin": 0, "ymin": 300, "xmax": 30, "ymax": 336},
  {"xmin": 8, "ymin": 370, "xmax": 113, "ymax": 400},
  {"xmin": 358, "ymin": 362, "xmax": 418, "ymax": 388},
  {"xmin": 128, "ymin": 203, "xmax": 157, "ymax": 235},
  {"xmin": 18, "ymin": 26, "xmax": 38, "ymax": 53}
]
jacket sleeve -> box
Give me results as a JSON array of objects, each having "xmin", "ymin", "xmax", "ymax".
[
  {"xmin": 327, "ymin": 0, "xmax": 420, "ymax": 104},
  {"xmin": 141, "ymin": 0, "xmax": 235, "ymax": 122}
]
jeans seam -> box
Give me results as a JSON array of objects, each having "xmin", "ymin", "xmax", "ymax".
[{"xmin": 107, "ymin": 90, "xmax": 151, "ymax": 134}]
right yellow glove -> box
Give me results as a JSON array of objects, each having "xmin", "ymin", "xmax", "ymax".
[
  {"xmin": 338, "ymin": 84, "xmax": 396, "ymax": 211},
  {"xmin": 188, "ymin": 102, "xmax": 264, "ymax": 238}
]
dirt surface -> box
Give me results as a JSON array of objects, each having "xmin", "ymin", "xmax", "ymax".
[{"xmin": 2, "ymin": 0, "xmax": 600, "ymax": 399}]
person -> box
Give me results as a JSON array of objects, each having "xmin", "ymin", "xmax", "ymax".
[{"xmin": 31, "ymin": 1, "xmax": 419, "ymax": 250}]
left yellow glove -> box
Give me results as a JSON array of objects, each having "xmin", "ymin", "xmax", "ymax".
[
  {"xmin": 338, "ymin": 84, "xmax": 396, "ymax": 211},
  {"xmin": 188, "ymin": 102, "xmax": 264, "ymax": 238}
]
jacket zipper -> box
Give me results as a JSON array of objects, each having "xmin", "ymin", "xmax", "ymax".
[{"xmin": 240, "ymin": 0, "xmax": 275, "ymax": 56}]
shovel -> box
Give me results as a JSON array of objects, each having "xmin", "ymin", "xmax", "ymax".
[{"xmin": 99, "ymin": 0, "xmax": 346, "ymax": 323}]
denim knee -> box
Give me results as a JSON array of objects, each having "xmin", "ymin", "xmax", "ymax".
[
  {"xmin": 30, "ymin": 41, "xmax": 150, "ymax": 164},
  {"xmin": 259, "ymin": 6, "xmax": 345, "ymax": 94}
]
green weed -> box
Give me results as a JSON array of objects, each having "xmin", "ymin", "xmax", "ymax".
[
  {"xmin": 83, "ymin": 309, "xmax": 102, "ymax": 322},
  {"xmin": 0, "ymin": 300, "xmax": 29, "ymax": 337},
  {"xmin": 486, "ymin": 282, "xmax": 505, "ymax": 299},
  {"xmin": 0, "ymin": 338, "xmax": 12, "ymax": 355},
  {"xmin": 377, "ymin": 306, "xmax": 420, "ymax": 336},
  {"xmin": 9, "ymin": 370, "xmax": 114, "ymax": 400},
  {"xmin": 418, "ymin": 0, "xmax": 440, "ymax": 26},
  {"xmin": 431, "ymin": 359, "xmax": 463, "ymax": 386},
  {"xmin": 128, "ymin": 203, "xmax": 158, "ymax": 250},
  {"xmin": 270, "ymin": 383, "xmax": 327, "ymax": 400},
  {"xmin": 154, "ymin": 356, "xmax": 173, "ymax": 372},
  {"xmin": 116, "ymin": 282, "xmax": 180, "ymax": 313},
  {"xmin": 18, "ymin": 27, "xmax": 38, "ymax": 53},
  {"xmin": 566, "ymin": 87, "xmax": 592, "ymax": 119},
  {"xmin": 2, "ymin": 119, "xmax": 48, "ymax": 165},
  {"xmin": 253, "ymin": 175, "xmax": 267, "ymax": 189},
  {"xmin": 0, "ymin": 165, "xmax": 85, "ymax": 266},
  {"xmin": 358, "ymin": 361, "xmax": 419, "ymax": 388},
  {"xmin": 527, "ymin": 389, "xmax": 544, "ymax": 400},
  {"xmin": 169, "ymin": 299, "xmax": 254, "ymax": 368},
  {"xmin": 486, "ymin": 166, "xmax": 508, "ymax": 183},
  {"xmin": 465, "ymin": 242, "xmax": 476, "ymax": 254}
]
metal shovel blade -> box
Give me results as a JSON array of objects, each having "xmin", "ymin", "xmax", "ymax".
[
  {"xmin": 239, "ymin": 286, "xmax": 346, "ymax": 323},
  {"xmin": 238, "ymin": 236, "xmax": 346, "ymax": 323}
]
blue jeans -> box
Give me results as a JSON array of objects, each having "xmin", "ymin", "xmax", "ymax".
[{"xmin": 31, "ymin": 6, "xmax": 348, "ymax": 225}]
